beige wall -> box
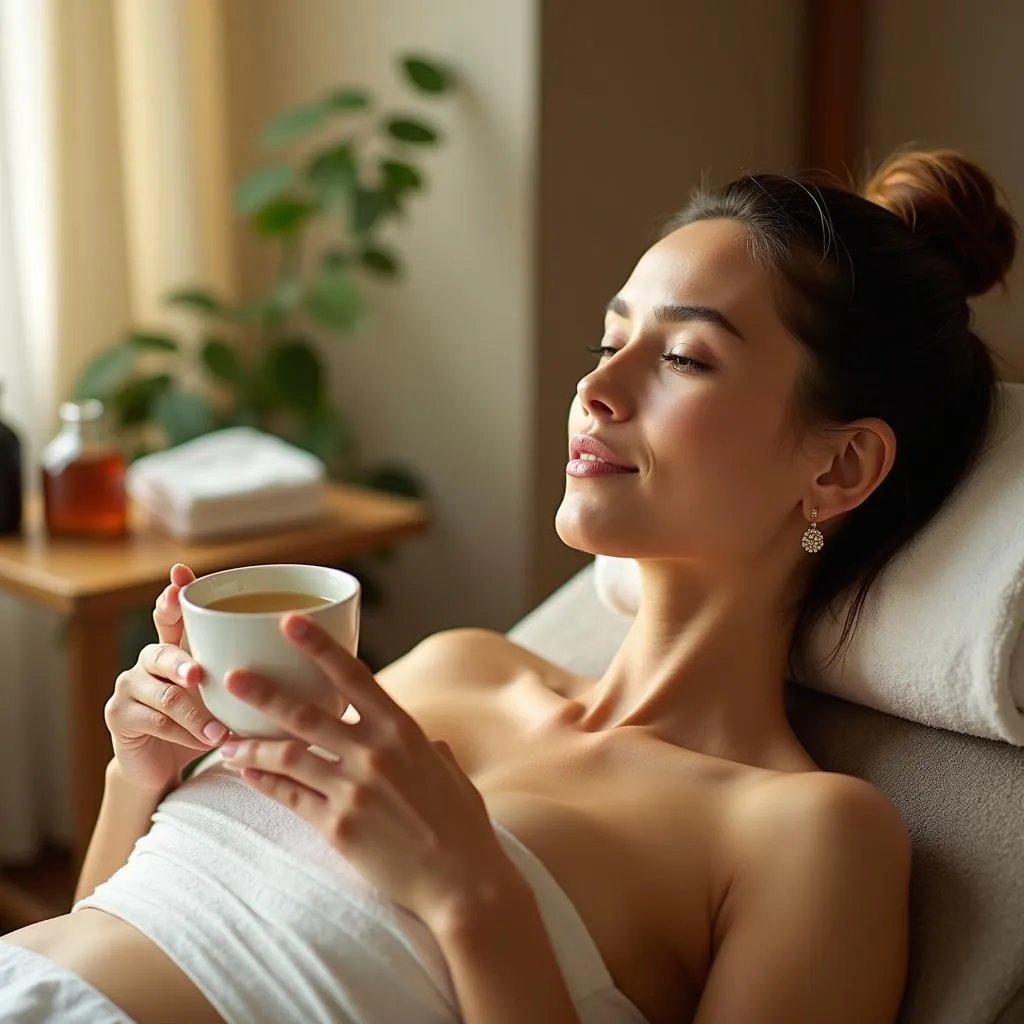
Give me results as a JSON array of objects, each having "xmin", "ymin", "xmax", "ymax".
[
  {"xmin": 864, "ymin": 0, "xmax": 1024, "ymax": 381},
  {"xmin": 223, "ymin": 0, "xmax": 539, "ymax": 662},
  {"xmin": 222, "ymin": 0, "xmax": 805, "ymax": 660},
  {"xmin": 532, "ymin": 0, "xmax": 805, "ymax": 603}
]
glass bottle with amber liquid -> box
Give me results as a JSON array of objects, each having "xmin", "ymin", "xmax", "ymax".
[{"xmin": 42, "ymin": 400, "xmax": 127, "ymax": 537}]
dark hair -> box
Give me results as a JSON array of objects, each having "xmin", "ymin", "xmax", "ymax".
[{"xmin": 664, "ymin": 149, "xmax": 1018, "ymax": 672}]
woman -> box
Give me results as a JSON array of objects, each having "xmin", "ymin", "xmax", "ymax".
[{"xmin": 2, "ymin": 148, "xmax": 1016, "ymax": 1024}]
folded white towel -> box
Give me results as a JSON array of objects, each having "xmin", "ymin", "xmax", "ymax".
[
  {"xmin": 127, "ymin": 427, "xmax": 327, "ymax": 541},
  {"xmin": 594, "ymin": 382, "xmax": 1024, "ymax": 745}
]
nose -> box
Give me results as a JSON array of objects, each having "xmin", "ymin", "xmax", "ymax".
[{"xmin": 576, "ymin": 362, "xmax": 632, "ymax": 422}]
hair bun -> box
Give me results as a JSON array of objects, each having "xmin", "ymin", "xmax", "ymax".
[{"xmin": 862, "ymin": 149, "xmax": 1018, "ymax": 297}]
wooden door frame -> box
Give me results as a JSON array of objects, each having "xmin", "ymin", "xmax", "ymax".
[{"xmin": 803, "ymin": 0, "xmax": 868, "ymax": 182}]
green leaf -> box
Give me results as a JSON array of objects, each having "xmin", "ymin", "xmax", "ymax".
[
  {"xmin": 322, "ymin": 247, "xmax": 351, "ymax": 270},
  {"xmin": 125, "ymin": 331, "xmax": 179, "ymax": 353},
  {"xmin": 166, "ymin": 286, "xmax": 223, "ymax": 314},
  {"xmin": 112, "ymin": 373, "xmax": 172, "ymax": 427},
  {"xmin": 294, "ymin": 404, "xmax": 353, "ymax": 464},
  {"xmin": 327, "ymin": 87, "xmax": 371, "ymax": 111},
  {"xmin": 267, "ymin": 278, "xmax": 301, "ymax": 317},
  {"xmin": 155, "ymin": 388, "xmax": 217, "ymax": 446},
  {"xmin": 265, "ymin": 339, "xmax": 323, "ymax": 411},
  {"xmin": 380, "ymin": 158, "xmax": 424, "ymax": 193},
  {"xmin": 360, "ymin": 246, "xmax": 400, "ymax": 276},
  {"xmin": 261, "ymin": 101, "xmax": 329, "ymax": 149},
  {"xmin": 234, "ymin": 163, "xmax": 292, "ymax": 213},
  {"xmin": 350, "ymin": 187, "xmax": 387, "ymax": 235},
  {"xmin": 73, "ymin": 345, "xmax": 137, "ymax": 401},
  {"xmin": 306, "ymin": 266, "xmax": 365, "ymax": 333},
  {"xmin": 221, "ymin": 298, "xmax": 267, "ymax": 324},
  {"xmin": 385, "ymin": 117, "xmax": 440, "ymax": 145},
  {"xmin": 401, "ymin": 56, "xmax": 453, "ymax": 94},
  {"xmin": 219, "ymin": 279, "xmax": 300, "ymax": 327},
  {"xmin": 361, "ymin": 463, "xmax": 426, "ymax": 499},
  {"xmin": 200, "ymin": 338, "xmax": 244, "ymax": 384},
  {"xmin": 252, "ymin": 197, "xmax": 314, "ymax": 237},
  {"xmin": 305, "ymin": 144, "xmax": 356, "ymax": 207}
]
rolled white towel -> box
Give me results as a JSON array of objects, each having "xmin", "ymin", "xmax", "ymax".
[
  {"xmin": 594, "ymin": 382, "xmax": 1024, "ymax": 745},
  {"xmin": 127, "ymin": 427, "xmax": 327, "ymax": 541}
]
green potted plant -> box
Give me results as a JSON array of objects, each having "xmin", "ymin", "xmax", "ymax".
[{"xmin": 73, "ymin": 53, "xmax": 455, "ymax": 500}]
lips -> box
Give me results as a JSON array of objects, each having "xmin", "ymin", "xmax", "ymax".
[{"xmin": 568, "ymin": 434, "xmax": 637, "ymax": 470}]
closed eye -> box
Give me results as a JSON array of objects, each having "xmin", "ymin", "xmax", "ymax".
[
  {"xmin": 585, "ymin": 344, "xmax": 709, "ymax": 373},
  {"xmin": 660, "ymin": 353, "xmax": 709, "ymax": 372}
]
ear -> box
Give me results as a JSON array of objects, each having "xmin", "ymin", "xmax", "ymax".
[{"xmin": 807, "ymin": 417, "xmax": 896, "ymax": 525}]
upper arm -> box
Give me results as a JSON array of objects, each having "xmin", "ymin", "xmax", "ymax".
[{"xmin": 694, "ymin": 776, "xmax": 911, "ymax": 1024}]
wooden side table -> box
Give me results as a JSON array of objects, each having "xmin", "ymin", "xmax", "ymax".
[{"xmin": 0, "ymin": 483, "xmax": 428, "ymax": 922}]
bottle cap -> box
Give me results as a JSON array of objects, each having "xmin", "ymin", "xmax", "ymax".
[{"xmin": 59, "ymin": 399, "xmax": 104, "ymax": 423}]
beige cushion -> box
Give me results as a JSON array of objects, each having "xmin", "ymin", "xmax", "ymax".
[{"xmin": 508, "ymin": 564, "xmax": 1024, "ymax": 1024}]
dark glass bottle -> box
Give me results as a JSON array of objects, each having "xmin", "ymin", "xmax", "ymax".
[{"xmin": 0, "ymin": 383, "xmax": 24, "ymax": 535}]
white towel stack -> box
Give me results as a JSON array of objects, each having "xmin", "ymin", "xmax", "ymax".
[{"xmin": 127, "ymin": 427, "xmax": 328, "ymax": 541}]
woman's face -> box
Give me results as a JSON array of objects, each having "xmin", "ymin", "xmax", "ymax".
[{"xmin": 556, "ymin": 218, "xmax": 822, "ymax": 567}]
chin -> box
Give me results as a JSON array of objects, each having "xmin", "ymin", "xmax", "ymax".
[{"xmin": 555, "ymin": 493, "xmax": 646, "ymax": 559}]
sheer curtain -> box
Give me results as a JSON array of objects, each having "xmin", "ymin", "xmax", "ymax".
[
  {"xmin": 0, "ymin": 0, "xmax": 63, "ymax": 860},
  {"xmin": 0, "ymin": 0, "xmax": 233, "ymax": 860}
]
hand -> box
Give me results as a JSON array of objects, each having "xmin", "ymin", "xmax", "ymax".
[
  {"xmin": 104, "ymin": 563, "xmax": 230, "ymax": 793},
  {"xmin": 218, "ymin": 614, "xmax": 521, "ymax": 930}
]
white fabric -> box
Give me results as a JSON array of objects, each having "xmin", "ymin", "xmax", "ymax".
[
  {"xmin": 74, "ymin": 759, "xmax": 647, "ymax": 1024},
  {"xmin": 593, "ymin": 382, "xmax": 1024, "ymax": 745},
  {"xmin": 0, "ymin": 0, "xmax": 69, "ymax": 860},
  {"xmin": 0, "ymin": 941, "xmax": 133, "ymax": 1023},
  {"xmin": 127, "ymin": 427, "xmax": 328, "ymax": 541}
]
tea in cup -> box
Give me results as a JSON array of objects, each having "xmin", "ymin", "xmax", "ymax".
[{"xmin": 180, "ymin": 564, "xmax": 360, "ymax": 736}]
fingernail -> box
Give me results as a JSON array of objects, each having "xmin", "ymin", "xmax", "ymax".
[
  {"xmin": 226, "ymin": 672, "xmax": 250, "ymax": 695},
  {"xmin": 177, "ymin": 662, "xmax": 194, "ymax": 683},
  {"xmin": 287, "ymin": 616, "xmax": 308, "ymax": 637},
  {"xmin": 220, "ymin": 740, "xmax": 239, "ymax": 757},
  {"xmin": 203, "ymin": 721, "xmax": 227, "ymax": 743}
]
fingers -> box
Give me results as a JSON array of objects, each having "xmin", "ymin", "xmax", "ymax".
[
  {"xmin": 113, "ymin": 661, "xmax": 228, "ymax": 747},
  {"xmin": 224, "ymin": 668, "xmax": 355, "ymax": 752},
  {"xmin": 153, "ymin": 565, "xmax": 196, "ymax": 647},
  {"xmin": 153, "ymin": 586, "xmax": 185, "ymax": 647},
  {"xmin": 279, "ymin": 615, "xmax": 399, "ymax": 725},
  {"xmin": 141, "ymin": 641, "xmax": 203, "ymax": 687},
  {"xmin": 169, "ymin": 563, "xmax": 196, "ymax": 588},
  {"xmin": 221, "ymin": 738, "xmax": 340, "ymax": 798},
  {"xmin": 112, "ymin": 702, "xmax": 214, "ymax": 752}
]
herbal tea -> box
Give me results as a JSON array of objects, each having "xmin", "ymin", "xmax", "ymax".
[{"xmin": 204, "ymin": 591, "xmax": 331, "ymax": 613}]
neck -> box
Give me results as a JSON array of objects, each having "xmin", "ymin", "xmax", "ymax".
[{"xmin": 575, "ymin": 555, "xmax": 807, "ymax": 769}]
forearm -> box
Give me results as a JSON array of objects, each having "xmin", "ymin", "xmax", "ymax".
[
  {"xmin": 74, "ymin": 759, "xmax": 169, "ymax": 903},
  {"xmin": 431, "ymin": 875, "xmax": 582, "ymax": 1024}
]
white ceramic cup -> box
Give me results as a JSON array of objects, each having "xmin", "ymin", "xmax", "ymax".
[{"xmin": 180, "ymin": 564, "xmax": 361, "ymax": 737}]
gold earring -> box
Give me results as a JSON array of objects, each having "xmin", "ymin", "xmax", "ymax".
[{"xmin": 801, "ymin": 506, "xmax": 824, "ymax": 554}]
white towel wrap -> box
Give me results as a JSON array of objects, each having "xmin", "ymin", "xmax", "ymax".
[{"xmin": 74, "ymin": 761, "xmax": 647, "ymax": 1023}]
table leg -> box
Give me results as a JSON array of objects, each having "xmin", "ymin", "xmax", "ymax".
[{"xmin": 66, "ymin": 608, "xmax": 120, "ymax": 871}]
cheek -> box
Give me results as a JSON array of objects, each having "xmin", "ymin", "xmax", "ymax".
[{"xmin": 652, "ymin": 388, "xmax": 793, "ymax": 536}]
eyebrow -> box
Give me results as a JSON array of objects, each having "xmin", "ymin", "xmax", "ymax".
[{"xmin": 605, "ymin": 295, "xmax": 747, "ymax": 343}]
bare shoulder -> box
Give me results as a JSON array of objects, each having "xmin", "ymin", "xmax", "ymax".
[
  {"xmin": 735, "ymin": 769, "xmax": 911, "ymax": 893},
  {"xmin": 696, "ymin": 769, "xmax": 911, "ymax": 1022},
  {"xmin": 375, "ymin": 627, "xmax": 534, "ymax": 702},
  {"xmin": 382, "ymin": 627, "xmax": 524, "ymax": 678}
]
